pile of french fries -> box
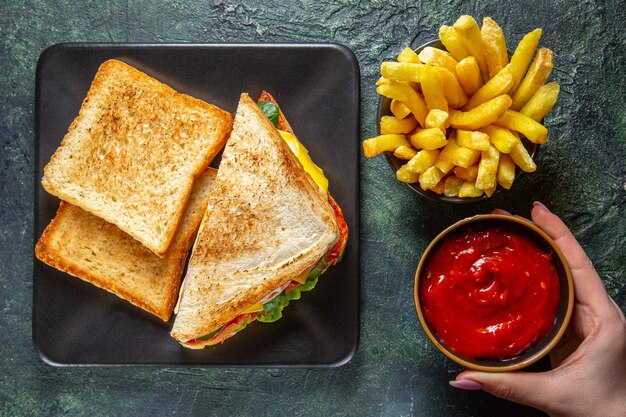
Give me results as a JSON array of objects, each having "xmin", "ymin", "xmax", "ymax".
[{"xmin": 363, "ymin": 16, "xmax": 560, "ymax": 198}]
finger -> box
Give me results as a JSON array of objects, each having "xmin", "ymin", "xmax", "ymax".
[
  {"xmin": 452, "ymin": 370, "xmax": 561, "ymax": 413},
  {"xmin": 530, "ymin": 201, "xmax": 607, "ymax": 306},
  {"xmin": 531, "ymin": 201, "xmax": 594, "ymax": 272}
]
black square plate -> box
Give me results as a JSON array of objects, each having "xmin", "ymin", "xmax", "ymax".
[{"xmin": 34, "ymin": 43, "xmax": 360, "ymax": 366}]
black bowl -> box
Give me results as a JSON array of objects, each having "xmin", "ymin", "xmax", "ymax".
[{"xmin": 377, "ymin": 39, "xmax": 538, "ymax": 203}]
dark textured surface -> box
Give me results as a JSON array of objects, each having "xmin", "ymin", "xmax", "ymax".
[{"xmin": 1, "ymin": 0, "xmax": 624, "ymax": 416}]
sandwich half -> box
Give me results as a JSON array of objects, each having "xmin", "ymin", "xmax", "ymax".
[{"xmin": 171, "ymin": 92, "xmax": 348, "ymax": 348}]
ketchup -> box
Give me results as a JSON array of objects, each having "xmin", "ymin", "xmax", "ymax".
[{"xmin": 420, "ymin": 224, "xmax": 560, "ymax": 359}]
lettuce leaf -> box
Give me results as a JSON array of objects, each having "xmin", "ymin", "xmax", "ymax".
[
  {"xmin": 257, "ymin": 255, "xmax": 327, "ymax": 323},
  {"xmin": 196, "ymin": 326, "xmax": 223, "ymax": 341},
  {"xmin": 257, "ymin": 101, "xmax": 279, "ymax": 127}
]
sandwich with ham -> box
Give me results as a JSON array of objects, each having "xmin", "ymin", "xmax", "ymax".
[{"xmin": 170, "ymin": 92, "xmax": 348, "ymax": 348}]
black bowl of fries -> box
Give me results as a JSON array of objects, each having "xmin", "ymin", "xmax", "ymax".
[{"xmin": 366, "ymin": 16, "xmax": 559, "ymax": 202}]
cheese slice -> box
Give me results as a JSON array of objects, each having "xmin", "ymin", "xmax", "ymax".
[
  {"xmin": 278, "ymin": 130, "xmax": 329, "ymax": 194},
  {"xmin": 241, "ymin": 302, "xmax": 265, "ymax": 314},
  {"xmin": 292, "ymin": 264, "xmax": 314, "ymax": 285}
]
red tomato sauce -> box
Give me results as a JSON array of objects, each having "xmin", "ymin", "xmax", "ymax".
[{"xmin": 419, "ymin": 224, "xmax": 560, "ymax": 359}]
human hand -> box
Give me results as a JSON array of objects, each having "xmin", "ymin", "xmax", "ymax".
[{"xmin": 449, "ymin": 201, "xmax": 626, "ymax": 417}]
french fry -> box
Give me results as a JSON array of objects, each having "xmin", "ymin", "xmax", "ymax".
[
  {"xmin": 520, "ymin": 82, "xmax": 560, "ymax": 121},
  {"xmin": 484, "ymin": 185, "xmax": 497, "ymax": 197},
  {"xmin": 476, "ymin": 144, "xmax": 500, "ymax": 190},
  {"xmin": 407, "ymin": 81, "xmax": 421, "ymax": 92},
  {"xmin": 431, "ymin": 178, "xmax": 446, "ymax": 194},
  {"xmin": 509, "ymin": 140, "xmax": 537, "ymax": 172},
  {"xmin": 419, "ymin": 166, "xmax": 445, "ymax": 190},
  {"xmin": 458, "ymin": 181, "xmax": 483, "ymax": 197},
  {"xmin": 453, "ymin": 15, "xmax": 489, "ymax": 82},
  {"xmin": 380, "ymin": 115, "xmax": 419, "ymax": 134},
  {"xmin": 410, "ymin": 128, "xmax": 448, "ymax": 150},
  {"xmin": 481, "ymin": 17, "xmax": 509, "ymax": 79},
  {"xmin": 480, "ymin": 124, "xmax": 519, "ymax": 153},
  {"xmin": 454, "ymin": 164, "xmax": 479, "ymax": 181},
  {"xmin": 363, "ymin": 134, "xmax": 410, "ymax": 158},
  {"xmin": 417, "ymin": 47, "xmax": 459, "ymax": 74},
  {"xmin": 377, "ymin": 80, "xmax": 428, "ymax": 127},
  {"xmin": 393, "ymin": 145, "xmax": 418, "ymax": 160},
  {"xmin": 421, "ymin": 65, "xmax": 448, "ymax": 113},
  {"xmin": 376, "ymin": 78, "xmax": 389, "ymax": 88},
  {"xmin": 380, "ymin": 62, "xmax": 423, "ymax": 82},
  {"xmin": 449, "ymin": 94, "xmax": 512, "ymax": 130},
  {"xmin": 495, "ymin": 110, "xmax": 548, "ymax": 144},
  {"xmin": 452, "ymin": 146, "xmax": 481, "ymax": 168},
  {"xmin": 439, "ymin": 25, "xmax": 470, "ymax": 61},
  {"xmin": 435, "ymin": 137, "xmax": 458, "ymax": 173},
  {"xmin": 397, "ymin": 164, "xmax": 420, "ymax": 183},
  {"xmin": 406, "ymin": 149, "xmax": 440, "ymax": 174},
  {"xmin": 456, "ymin": 129, "xmax": 490, "ymax": 151},
  {"xmin": 397, "ymin": 47, "xmax": 421, "ymax": 63},
  {"xmin": 456, "ymin": 56, "xmax": 483, "ymax": 96},
  {"xmin": 463, "ymin": 64, "xmax": 514, "ymax": 110},
  {"xmin": 425, "ymin": 109, "xmax": 450, "ymax": 132},
  {"xmin": 390, "ymin": 99, "xmax": 412, "ymax": 119},
  {"xmin": 443, "ymin": 175, "xmax": 464, "ymax": 197},
  {"xmin": 511, "ymin": 48, "xmax": 554, "ymax": 111},
  {"xmin": 497, "ymin": 153, "xmax": 516, "ymax": 189},
  {"xmin": 433, "ymin": 66, "xmax": 468, "ymax": 108},
  {"xmin": 509, "ymin": 28, "xmax": 542, "ymax": 92}
]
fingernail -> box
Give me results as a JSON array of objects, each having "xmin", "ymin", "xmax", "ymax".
[
  {"xmin": 449, "ymin": 379, "xmax": 483, "ymax": 390},
  {"xmin": 492, "ymin": 208, "xmax": 511, "ymax": 215},
  {"xmin": 533, "ymin": 201, "xmax": 548, "ymax": 211}
]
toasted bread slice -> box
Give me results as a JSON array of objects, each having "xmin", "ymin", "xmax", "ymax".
[
  {"xmin": 35, "ymin": 169, "xmax": 218, "ymax": 322},
  {"xmin": 41, "ymin": 59, "xmax": 232, "ymax": 257},
  {"xmin": 170, "ymin": 93, "xmax": 339, "ymax": 344}
]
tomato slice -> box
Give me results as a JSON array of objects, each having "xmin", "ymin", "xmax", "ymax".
[{"xmin": 326, "ymin": 194, "xmax": 348, "ymax": 268}]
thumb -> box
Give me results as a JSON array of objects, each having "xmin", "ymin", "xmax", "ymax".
[{"xmin": 452, "ymin": 370, "xmax": 559, "ymax": 411}]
